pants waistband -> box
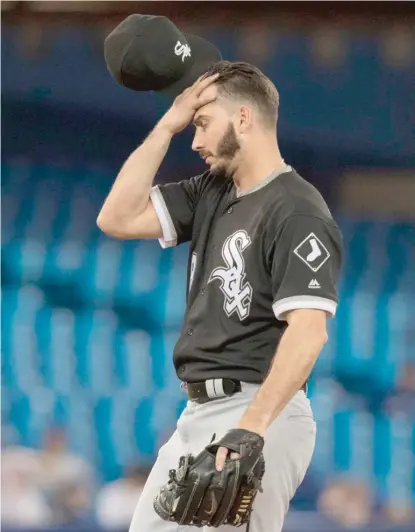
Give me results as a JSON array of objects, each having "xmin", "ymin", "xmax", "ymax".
[{"xmin": 181, "ymin": 378, "xmax": 307, "ymax": 404}]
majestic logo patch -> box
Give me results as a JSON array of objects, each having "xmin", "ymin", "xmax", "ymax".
[
  {"xmin": 308, "ymin": 279, "xmax": 321, "ymax": 289},
  {"xmin": 208, "ymin": 230, "xmax": 252, "ymax": 320},
  {"xmin": 293, "ymin": 232, "xmax": 330, "ymax": 272}
]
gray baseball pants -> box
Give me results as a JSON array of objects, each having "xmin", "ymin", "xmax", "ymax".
[{"xmin": 129, "ymin": 383, "xmax": 316, "ymax": 532}]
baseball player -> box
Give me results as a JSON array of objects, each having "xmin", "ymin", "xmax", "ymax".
[{"xmin": 97, "ymin": 61, "xmax": 343, "ymax": 531}]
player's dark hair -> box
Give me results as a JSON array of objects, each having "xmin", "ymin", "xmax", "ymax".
[{"xmin": 202, "ymin": 61, "xmax": 279, "ymax": 129}]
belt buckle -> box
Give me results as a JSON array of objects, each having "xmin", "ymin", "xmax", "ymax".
[{"xmin": 180, "ymin": 382, "xmax": 188, "ymax": 392}]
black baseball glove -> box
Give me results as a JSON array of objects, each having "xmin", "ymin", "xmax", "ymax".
[{"xmin": 153, "ymin": 429, "xmax": 265, "ymax": 527}]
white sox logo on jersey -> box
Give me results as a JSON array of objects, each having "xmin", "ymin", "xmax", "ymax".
[{"xmin": 208, "ymin": 230, "xmax": 253, "ymax": 321}]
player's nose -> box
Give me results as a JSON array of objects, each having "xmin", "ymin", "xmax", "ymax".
[{"xmin": 191, "ymin": 131, "xmax": 203, "ymax": 152}]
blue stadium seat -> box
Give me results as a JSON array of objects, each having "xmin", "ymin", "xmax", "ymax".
[
  {"xmin": 113, "ymin": 328, "xmax": 153, "ymax": 397},
  {"xmin": 41, "ymin": 307, "xmax": 76, "ymax": 393},
  {"xmin": 134, "ymin": 396, "xmax": 156, "ymax": 462},
  {"xmin": 63, "ymin": 391, "xmax": 99, "ymax": 472},
  {"xmin": 309, "ymin": 378, "xmax": 352, "ymax": 476},
  {"xmin": 2, "ymin": 239, "xmax": 47, "ymax": 284},
  {"xmin": 8, "ymin": 392, "xmax": 33, "ymax": 447},
  {"xmin": 374, "ymin": 413, "xmax": 415, "ymax": 506},
  {"xmin": 73, "ymin": 309, "xmax": 118, "ymax": 393},
  {"xmin": 43, "ymin": 239, "xmax": 86, "ymax": 286},
  {"xmin": 79, "ymin": 237, "xmax": 123, "ymax": 306},
  {"xmin": 6, "ymin": 286, "xmax": 45, "ymax": 392},
  {"xmin": 93, "ymin": 395, "xmax": 121, "ymax": 481},
  {"xmin": 114, "ymin": 240, "xmax": 163, "ymax": 304}
]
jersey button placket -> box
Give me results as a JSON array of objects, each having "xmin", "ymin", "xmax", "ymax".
[
  {"xmin": 227, "ymin": 207, "xmax": 233, "ymax": 214},
  {"xmin": 187, "ymin": 328, "xmax": 193, "ymax": 336}
]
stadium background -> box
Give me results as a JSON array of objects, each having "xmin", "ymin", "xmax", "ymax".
[{"xmin": 1, "ymin": 1, "xmax": 415, "ymax": 531}]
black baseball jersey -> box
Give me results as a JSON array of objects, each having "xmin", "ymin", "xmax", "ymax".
[{"xmin": 150, "ymin": 165, "xmax": 343, "ymax": 384}]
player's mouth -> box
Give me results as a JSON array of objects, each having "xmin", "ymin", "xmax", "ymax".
[{"xmin": 200, "ymin": 152, "xmax": 213, "ymax": 163}]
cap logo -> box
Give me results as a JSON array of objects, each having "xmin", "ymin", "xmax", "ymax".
[{"xmin": 174, "ymin": 40, "xmax": 191, "ymax": 62}]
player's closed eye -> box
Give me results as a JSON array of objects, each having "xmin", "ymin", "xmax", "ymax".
[{"xmin": 194, "ymin": 116, "xmax": 209, "ymax": 130}]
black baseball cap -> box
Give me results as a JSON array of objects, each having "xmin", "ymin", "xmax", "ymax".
[{"xmin": 104, "ymin": 14, "xmax": 222, "ymax": 99}]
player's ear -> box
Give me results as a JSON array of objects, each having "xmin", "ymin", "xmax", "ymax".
[{"xmin": 238, "ymin": 106, "xmax": 252, "ymax": 133}]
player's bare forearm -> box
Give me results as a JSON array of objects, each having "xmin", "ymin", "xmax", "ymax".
[
  {"xmin": 237, "ymin": 309, "xmax": 328, "ymax": 436},
  {"xmin": 97, "ymin": 123, "xmax": 173, "ymax": 229},
  {"xmin": 97, "ymin": 74, "xmax": 218, "ymax": 237}
]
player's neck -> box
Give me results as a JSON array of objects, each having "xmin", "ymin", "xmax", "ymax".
[{"xmin": 232, "ymin": 138, "xmax": 285, "ymax": 195}]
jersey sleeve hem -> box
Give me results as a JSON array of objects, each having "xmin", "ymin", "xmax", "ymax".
[
  {"xmin": 150, "ymin": 186, "xmax": 178, "ymax": 249},
  {"xmin": 272, "ymin": 295, "xmax": 337, "ymax": 321}
]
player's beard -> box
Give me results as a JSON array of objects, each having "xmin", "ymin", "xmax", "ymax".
[{"xmin": 209, "ymin": 122, "xmax": 241, "ymax": 179}]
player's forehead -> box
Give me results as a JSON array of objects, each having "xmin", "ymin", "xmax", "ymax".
[{"xmin": 194, "ymin": 104, "xmax": 216, "ymax": 123}]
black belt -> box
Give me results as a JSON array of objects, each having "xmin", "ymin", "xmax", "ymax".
[{"xmin": 183, "ymin": 378, "xmax": 307, "ymax": 404}]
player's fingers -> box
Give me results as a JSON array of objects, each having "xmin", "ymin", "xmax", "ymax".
[
  {"xmin": 194, "ymin": 94, "xmax": 217, "ymax": 111},
  {"xmin": 175, "ymin": 85, "xmax": 192, "ymax": 102},
  {"xmin": 229, "ymin": 452, "xmax": 240, "ymax": 460},
  {"xmin": 194, "ymin": 73, "xmax": 219, "ymax": 96},
  {"xmin": 215, "ymin": 446, "xmax": 229, "ymax": 472}
]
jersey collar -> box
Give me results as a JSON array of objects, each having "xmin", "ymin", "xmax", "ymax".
[{"xmin": 235, "ymin": 164, "xmax": 292, "ymax": 199}]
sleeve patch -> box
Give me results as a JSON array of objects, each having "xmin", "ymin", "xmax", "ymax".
[{"xmin": 293, "ymin": 232, "xmax": 331, "ymax": 272}]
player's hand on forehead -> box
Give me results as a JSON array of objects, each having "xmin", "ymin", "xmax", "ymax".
[
  {"xmin": 193, "ymin": 73, "xmax": 219, "ymax": 96},
  {"xmin": 158, "ymin": 73, "xmax": 218, "ymax": 135},
  {"xmin": 183, "ymin": 73, "xmax": 219, "ymax": 109}
]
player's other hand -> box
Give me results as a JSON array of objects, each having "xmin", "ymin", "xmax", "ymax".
[{"xmin": 158, "ymin": 74, "xmax": 219, "ymax": 135}]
